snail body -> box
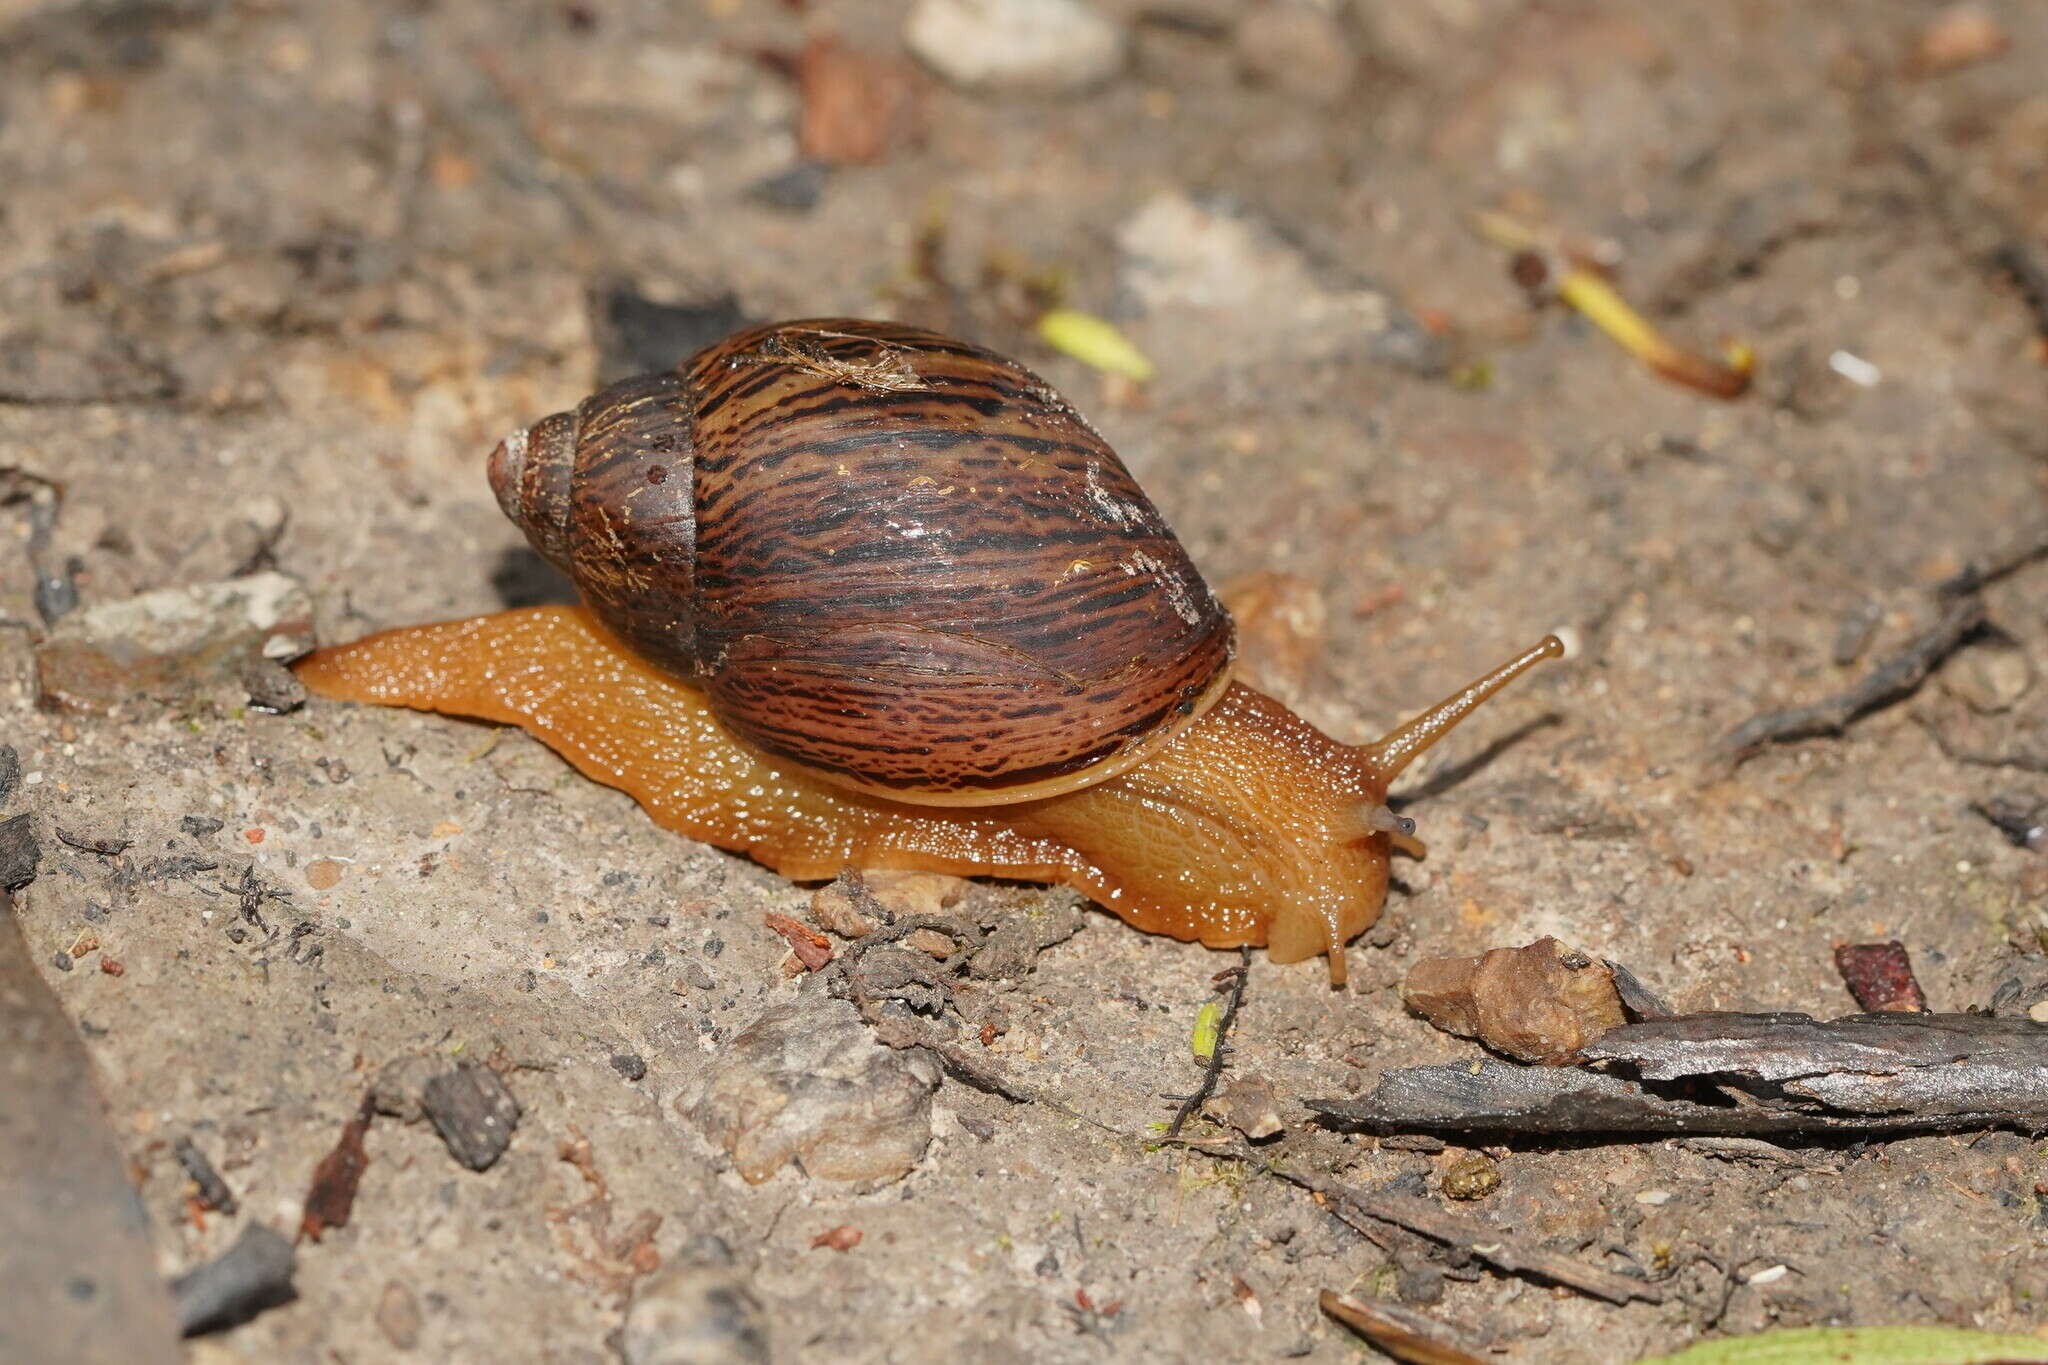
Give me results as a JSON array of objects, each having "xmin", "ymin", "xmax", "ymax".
[{"xmin": 296, "ymin": 320, "xmax": 1559, "ymax": 983}]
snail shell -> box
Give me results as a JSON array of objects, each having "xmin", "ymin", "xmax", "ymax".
[{"xmin": 488, "ymin": 319, "xmax": 1235, "ymax": 806}]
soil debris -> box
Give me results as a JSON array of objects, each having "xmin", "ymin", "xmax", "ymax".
[
  {"xmin": 795, "ymin": 35, "xmax": 923, "ymax": 166},
  {"xmin": 35, "ymin": 572, "xmax": 314, "ymax": 714},
  {"xmin": 299, "ymin": 1095, "xmax": 374, "ymax": 1243},
  {"xmin": 809, "ymin": 1225, "xmax": 863, "ymax": 1252},
  {"xmin": 764, "ymin": 911, "xmax": 834, "ymax": 972}
]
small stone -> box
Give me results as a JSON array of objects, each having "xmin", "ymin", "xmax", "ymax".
[
  {"xmin": 689, "ymin": 997, "xmax": 939, "ymax": 1184},
  {"xmin": 610, "ymin": 1053, "xmax": 648, "ymax": 1082},
  {"xmin": 420, "ymin": 1063, "xmax": 522, "ymax": 1171},
  {"xmin": 376, "ymin": 1280, "xmax": 422, "ymax": 1350},
  {"xmin": 181, "ymin": 816, "xmax": 225, "ymax": 838},
  {"xmin": 903, "ymin": 927, "xmax": 959, "ymax": 959},
  {"xmin": 1440, "ymin": 1152, "xmax": 1501, "ymax": 1201},
  {"xmin": 1907, "ymin": 4, "xmax": 2008, "ymax": 76},
  {"xmin": 35, "ymin": 572, "xmax": 314, "ymax": 713},
  {"xmin": 1403, "ymin": 937, "xmax": 1627, "ymax": 1065},
  {"xmin": 621, "ymin": 1259, "xmax": 770, "ymax": 1365},
  {"xmin": 746, "ymin": 161, "xmax": 829, "ymax": 213},
  {"xmin": 905, "ymin": 0, "xmax": 1124, "ymax": 95},
  {"xmin": 863, "ymin": 869, "xmax": 968, "ymax": 916},
  {"xmin": 0, "ymin": 746, "xmax": 19, "ymax": 807},
  {"xmin": 1234, "ymin": 0, "xmax": 1356, "ymax": 104},
  {"xmin": 1943, "ymin": 639, "xmax": 2034, "ymax": 714},
  {"xmin": 239, "ymin": 655, "xmax": 307, "ymax": 714},
  {"xmin": 810, "ymin": 879, "xmax": 880, "ymax": 939},
  {"xmin": 796, "ymin": 36, "xmax": 923, "ymax": 166},
  {"xmin": 370, "ymin": 1053, "xmax": 446, "ymax": 1124},
  {"xmin": 1210, "ymin": 1077, "xmax": 1285, "ymax": 1141},
  {"xmin": 305, "ymin": 859, "xmax": 343, "ymax": 891},
  {"xmin": 52, "ymin": 950, "xmax": 73, "ymax": 972},
  {"xmin": 0, "ymin": 813, "xmax": 41, "ymax": 890}
]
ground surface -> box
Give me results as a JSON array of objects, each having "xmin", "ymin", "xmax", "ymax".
[{"xmin": 5, "ymin": 1, "xmax": 2048, "ymax": 1361}]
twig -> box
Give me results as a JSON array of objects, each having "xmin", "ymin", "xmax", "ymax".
[
  {"xmin": 1313, "ymin": 1011, "xmax": 2048, "ymax": 1138},
  {"xmin": 1320, "ymin": 1290, "xmax": 1494, "ymax": 1365},
  {"xmin": 1713, "ymin": 595, "xmax": 1985, "ymax": 762},
  {"xmin": 1164, "ymin": 949, "xmax": 1251, "ymax": 1140},
  {"xmin": 1177, "ymin": 1136, "xmax": 1660, "ymax": 1306}
]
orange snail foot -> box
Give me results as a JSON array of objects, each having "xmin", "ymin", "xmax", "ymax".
[{"xmin": 294, "ymin": 607, "xmax": 1351, "ymax": 970}]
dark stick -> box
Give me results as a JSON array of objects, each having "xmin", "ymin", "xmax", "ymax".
[
  {"xmin": 1713, "ymin": 595, "xmax": 1984, "ymax": 762},
  {"xmin": 1312, "ymin": 1011, "xmax": 2048, "ymax": 1138},
  {"xmin": 1165, "ymin": 947, "xmax": 1252, "ymax": 1140}
]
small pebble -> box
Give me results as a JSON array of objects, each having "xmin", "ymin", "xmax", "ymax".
[
  {"xmin": 376, "ymin": 1280, "xmax": 423, "ymax": 1351},
  {"xmin": 2028, "ymin": 1000, "xmax": 2048, "ymax": 1024},
  {"xmin": 240, "ymin": 654, "xmax": 307, "ymax": 714},
  {"xmin": 0, "ymin": 746, "xmax": 20, "ymax": 807},
  {"xmin": 1440, "ymin": 1152, "xmax": 1501, "ymax": 1200},
  {"xmin": 746, "ymin": 161, "xmax": 830, "ymax": 213},
  {"xmin": 1234, "ymin": 0, "xmax": 1357, "ymax": 104},
  {"xmin": 52, "ymin": 950, "xmax": 73, "ymax": 971},
  {"xmin": 1942, "ymin": 640, "xmax": 2034, "ymax": 715},
  {"xmin": 905, "ymin": 0, "xmax": 1124, "ymax": 94},
  {"xmin": 610, "ymin": 1053, "xmax": 648, "ymax": 1082}
]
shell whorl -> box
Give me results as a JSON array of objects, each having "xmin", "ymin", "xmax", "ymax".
[
  {"xmin": 488, "ymin": 410, "xmax": 579, "ymax": 574},
  {"xmin": 486, "ymin": 318, "xmax": 1235, "ymax": 805}
]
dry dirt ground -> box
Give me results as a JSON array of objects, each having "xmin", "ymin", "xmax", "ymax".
[{"xmin": 5, "ymin": 1, "xmax": 2048, "ymax": 1361}]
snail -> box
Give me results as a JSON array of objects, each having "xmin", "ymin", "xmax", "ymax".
[{"xmin": 295, "ymin": 319, "xmax": 1560, "ymax": 984}]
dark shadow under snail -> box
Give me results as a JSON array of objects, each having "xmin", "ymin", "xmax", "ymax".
[{"xmin": 295, "ymin": 319, "xmax": 1561, "ymax": 985}]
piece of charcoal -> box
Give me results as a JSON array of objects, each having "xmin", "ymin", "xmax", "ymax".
[
  {"xmin": 0, "ymin": 814, "xmax": 40, "ymax": 890},
  {"xmin": 173, "ymin": 1137, "xmax": 238, "ymax": 1215},
  {"xmin": 421, "ymin": 1062, "xmax": 522, "ymax": 1171},
  {"xmin": 170, "ymin": 1224, "xmax": 296, "ymax": 1336}
]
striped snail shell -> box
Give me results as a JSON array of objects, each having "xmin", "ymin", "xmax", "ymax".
[{"xmin": 487, "ymin": 318, "xmax": 1235, "ymax": 806}]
